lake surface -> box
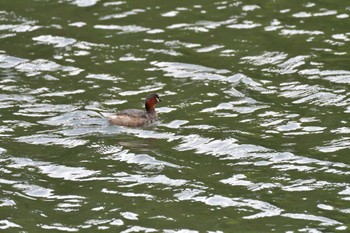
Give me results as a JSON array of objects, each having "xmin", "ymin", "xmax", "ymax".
[{"xmin": 0, "ymin": 0, "xmax": 349, "ymax": 232}]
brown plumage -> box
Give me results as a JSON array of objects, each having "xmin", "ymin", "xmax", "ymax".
[{"xmin": 108, "ymin": 94, "xmax": 161, "ymax": 127}]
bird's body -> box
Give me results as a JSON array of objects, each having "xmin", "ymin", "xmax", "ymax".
[{"xmin": 108, "ymin": 94, "xmax": 161, "ymax": 127}]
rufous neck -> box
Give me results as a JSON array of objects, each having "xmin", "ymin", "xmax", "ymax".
[{"xmin": 145, "ymin": 103, "xmax": 155, "ymax": 113}]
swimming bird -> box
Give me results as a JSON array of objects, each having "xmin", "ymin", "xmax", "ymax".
[{"xmin": 108, "ymin": 93, "xmax": 161, "ymax": 127}]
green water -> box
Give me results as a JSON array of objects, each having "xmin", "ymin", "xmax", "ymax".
[{"xmin": 0, "ymin": 0, "xmax": 349, "ymax": 232}]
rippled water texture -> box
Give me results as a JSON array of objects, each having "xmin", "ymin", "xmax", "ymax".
[{"xmin": 0, "ymin": 0, "xmax": 349, "ymax": 232}]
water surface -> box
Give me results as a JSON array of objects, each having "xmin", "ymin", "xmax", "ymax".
[{"xmin": 0, "ymin": 0, "xmax": 349, "ymax": 232}]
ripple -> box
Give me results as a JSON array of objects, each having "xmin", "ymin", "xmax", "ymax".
[
  {"xmin": 279, "ymin": 82, "xmax": 348, "ymax": 107},
  {"xmin": 119, "ymin": 54, "xmax": 146, "ymax": 61},
  {"xmin": 99, "ymin": 9, "xmax": 145, "ymax": 20},
  {"xmin": 161, "ymin": 11, "xmax": 179, "ymax": 17},
  {"xmin": 118, "ymin": 84, "xmax": 164, "ymax": 97},
  {"xmin": 242, "ymin": 5, "xmax": 260, "ymax": 11},
  {"xmin": 16, "ymin": 104, "xmax": 78, "ymax": 118},
  {"xmin": 121, "ymin": 226, "xmax": 157, "ymax": 233},
  {"xmin": 115, "ymin": 174, "xmax": 187, "ymax": 187},
  {"xmin": 0, "ymin": 220, "xmax": 21, "ymax": 230},
  {"xmin": 0, "ymin": 199, "xmax": 15, "ymax": 207},
  {"xmin": 220, "ymin": 174, "xmax": 279, "ymax": 192},
  {"xmin": 175, "ymin": 189, "xmax": 282, "ymax": 219},
  {"xmin": 70, "ymin": 0, "xmax": 100, "ymax": 7},
  {"xmin": 281, "ymin": 213, "xmax": 341, "ymax": 226},
  {"xmin": 0, "ymin": 125, "xmax": 13, "ymax": 136},
  {"xmin": 68, "ymin": 21, "xmax": 86, "ymax": 27},
  {"xmin": 196, "ymin": 45, "xmax": 224, "ymax": 53},
  {"xmin": 293, "ymin": 9, "xmax": 337, "ymax": 18},
  {"xmin": 227, "ymin": 21, "xmax": 262, "ymax": 29},
  {"xmin": 100, "ymin": 145, "xmax": 180, "ymax": 169},
  {"xmin": 0, "ymin": 54, "xmax": 28, "ymax": 68},
  {"xmin": 94, "ymin": 24, "xmax": 150, "ymax": 34},
  {"xmin": 38, "ymin": 110, "xmax": 102, "ymax": 127},
  {"xmin": 101, "ymin": 188, "xmax": 154, "ymax": 200},
  {"xmin": 120, "ymin": 211, "xmax": 138, "ymax": 220},
  {"xmin": 315, "ymin": 137, "xmax": 350, "ymax": 153},
  {"xmin": 220, "ymin": 174, "xmax": 254, "ymax": 187},
  {"xmin": 14, "ymin": 184, "xmax": 50, "ymax": 200},
  {"xmin": 9, "ymin": 157, "xmax": 98, "ymax": 181},
  {"xmin": 317, "ymin": 204, "xmax": 334, "ymax": 211},
  {"xmin": 264, "ymin": 55, "xmax": 309, "ymax": 74},
  {"xmin": 282, "ymin": 179, "xmax": 329, "ymax": 192},
  {"xmin": 151, "ymin": 61, "xmax": 230, "ymax": 81},
  {"xmin": 33, "ymin": 35, "xmax": 76, "ymax": 48},
  {"xmin": 0, "ymin": 11, "xmax": 40, "ymax": 38},
  {"xmin": 146, "ymin": 48, "xmax": 182, "ymax": 56},
  {"xmin": 241, "ymin": 52, "xmax": 288, "ymax": 66},
  {"xmin": 40, "ymin": 224, "xmax": 79, "ymax": 232},
  {"xmin": 122, "ymin": 129, "xmax": 180, "ymax": 142},
  {"xmin": 201, "ymin": 99, "xmax": 268, "ymax": 115},
  {"xmin": 0, "ymin": 24, "xmax": 40, "ymax": 33},
  {"xmin": 276, "ymin": 122, "xmax": 301, "ymax": 132},
  {"xmin": 280, "ymin": 29, "xmax": 324, "ymax": 36},
  {"xmin": 292, "ymin": 92, "xmax": 345, "ymax": 106},
  {"xmin": 15, "ymin": 58, "xmax": 83, "ymax": 76},
  {"xmin": 299, "ymin": 69, "xmax": 350, "ymax": 84},
  {"xmin": 167, "ymin": 18, "xmax": 236, "ymax": 32},
  {"xmin": 339, "ymin": 186, "xmax": 350, "ymax": 198},
  {"xmin": 86, "ymin": 73, "xmax": 121, "ymax": 81},
  {"xmin": 165, "ymin": 120, "xmax": 189, "ymax": 129},
  {"xmin": 16, "ymin": 134, "xmax": 88, "ymax": 148},
  {"xmin": 332, "ymin": 127, "xmax": 350, "ymax": 134},
  {"xmin": 177, "ymin": 134, "xmax": 268, "ymax": 159},
  {"xmin": 40, "ymin": 89, "xmax": 85, "ymax": 97}
]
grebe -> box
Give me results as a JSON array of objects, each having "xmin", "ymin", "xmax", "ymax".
[{"xmin": 108, "ymin": 93, "xmax": 161, "ymax": 127}]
